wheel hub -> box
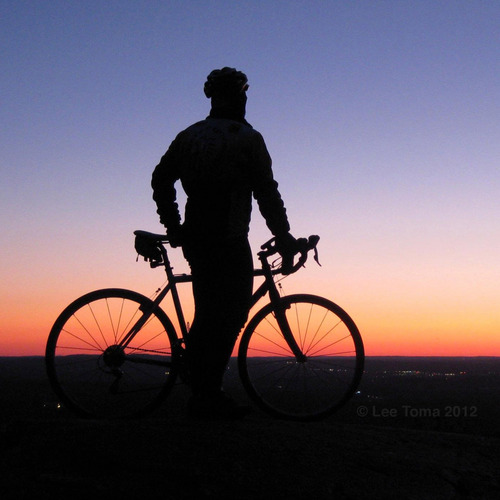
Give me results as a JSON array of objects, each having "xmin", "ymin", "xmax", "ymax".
[
  {"xmin": 102, "ymin": 345, "xmax": 126, "ymax": 368},
  {"xmin": 296, "ymin": 354, "xmax": 308, "ymax": 363}
]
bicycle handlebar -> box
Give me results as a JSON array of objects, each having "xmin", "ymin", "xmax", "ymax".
[
  {"xmin": 134, "ymin": 229, "xmax": 321, "ymax": 275},
  {"xmin": 258, "ymin": 235, "xmax": 321, "ymax": 275}
]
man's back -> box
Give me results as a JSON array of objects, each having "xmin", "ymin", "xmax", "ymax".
[
  {"xmin": 175, "ymin": 117, "xmax": 263, "ymax": 239},
  {"xmin": 152, "ymin": 116, "xmax": 289, "ymax": 242}
]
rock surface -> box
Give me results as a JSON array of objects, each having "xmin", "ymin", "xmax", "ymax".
[{"xmin": 1, "ymin": 357, "xmax": 499, "ymax": 499}]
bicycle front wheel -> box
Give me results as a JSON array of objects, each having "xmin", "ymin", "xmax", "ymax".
[
  {"xmin": 238, "ymin": 294, "xmax": 364, "ymax": 421},
  {"xmin": 46, "ymin": 288, "xmax": 179, "ymax": 418}
]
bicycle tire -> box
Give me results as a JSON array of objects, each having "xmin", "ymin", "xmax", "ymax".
[
  {"xmin": 46, "ymin": 288, "xmax": 179, "ymax": 418},
  {"xmin": 238, "ymin": 294, "xmax": 364, "ymax": 421}
]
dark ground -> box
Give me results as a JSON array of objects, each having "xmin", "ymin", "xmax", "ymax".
[{"xmin": 1, "ymin": 357, "xmax": 499, "ymax": 499}]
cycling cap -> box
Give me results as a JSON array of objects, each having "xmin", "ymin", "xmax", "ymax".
[{"xmin": 204, "ymin": 67, "xmax": 249, "ymax": 98}]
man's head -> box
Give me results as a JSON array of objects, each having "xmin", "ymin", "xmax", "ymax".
[
  {"xmin": 204, "ymin": 67, "xmax": 249, "ymax": 99},
  {"xmin": 204, "ymin": 67, "xmax": 249, "ymax": 121}
]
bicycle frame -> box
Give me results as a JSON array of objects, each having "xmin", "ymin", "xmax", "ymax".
[{"xmin": 122, "ymin": 235, "xmax": 306, "ymax": 361}]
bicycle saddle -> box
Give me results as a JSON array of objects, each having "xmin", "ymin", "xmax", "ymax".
[{"xmin": 134, "ymin": 230, "xmax": 169, "ymax": 243}]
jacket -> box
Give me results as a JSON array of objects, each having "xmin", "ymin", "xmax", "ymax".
[{"xmin": 152, "ymin": 117, "xmax": 290, "ymax": 241}]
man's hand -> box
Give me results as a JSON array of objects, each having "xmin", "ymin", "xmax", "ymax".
[
  {"xmin": 167, "ymin": 225, "xmax": 183, "ymax": 248},
  {"xmin": 276, "ymin": 232, "xmax": 298, "ymax": 274}
]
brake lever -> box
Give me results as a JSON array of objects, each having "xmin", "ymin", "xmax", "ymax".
[
  {"xmin": 313, "ymin": 246, "xmax": 321, "ymax": 266},
  {"xmin": 307, "ymin": 235, "xmax": 321, "ymax": 266}
]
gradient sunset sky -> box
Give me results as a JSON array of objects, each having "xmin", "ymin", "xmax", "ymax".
[{"xmin": 2, "ymin": 1, "xmax": 499, "ymax": 356}]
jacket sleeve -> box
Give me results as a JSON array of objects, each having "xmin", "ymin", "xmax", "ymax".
[
  {"xmin": 250, "ymin": 133, "xmax": 290, "ymax": 237},
  {"xmin": 151, "ymin": 137, "xmax": 182, "ymax": 231}
]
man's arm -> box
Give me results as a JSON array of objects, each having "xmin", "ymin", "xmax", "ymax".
[
  {"xmin": 151, "ymin": 139, "xmax": 182, "ymax": 235},
  {"xmin": 250, "ymin": 132, "xmax": 291, "ymax": 238},
  {"xmin": 250, "ymin": 132, "xmax": 298, "ymax": 271}
]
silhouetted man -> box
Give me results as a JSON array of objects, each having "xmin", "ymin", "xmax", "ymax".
[{"xmin": 152, "ymin": 67, "xmax": 296, "ymax": 419}]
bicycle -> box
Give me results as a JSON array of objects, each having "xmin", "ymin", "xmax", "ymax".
[{"xmin": 46, "ymin": 230, "xmax": 364, "ymax": 421}]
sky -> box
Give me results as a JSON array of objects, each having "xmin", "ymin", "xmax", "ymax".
[{"xmin": 1, "ymin": 0, "xmax": 499, "ymax": 356}]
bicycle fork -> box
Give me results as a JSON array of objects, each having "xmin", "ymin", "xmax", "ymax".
[
  {"xmin": 272, "ymin": 295, "xmax": 307, "ymax": 363},
  {"xmin": 259, "ymin": 256, "xmax": 307, "ymax": 363}
]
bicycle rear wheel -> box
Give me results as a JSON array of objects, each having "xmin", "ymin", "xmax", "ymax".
[
  {"xmin": 46, "ymin": 288, "xmax": 179, "ymax": 418},
  {"xmin": 238, "ymin": 294, "xmax": 364, "ymax": 421}
]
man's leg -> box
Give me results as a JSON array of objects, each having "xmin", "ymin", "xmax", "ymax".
[{"xmin": 183, "ymin": 239, "xmax": 253, "ymax": 414}]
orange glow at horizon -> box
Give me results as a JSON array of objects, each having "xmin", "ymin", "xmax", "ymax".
[
  {"xmin": 2, "ymin": 280, "xmax": 499, "ymax": 357},
  {"xmin": 1, "ymin": 213, "xmax": 499, "ymax": 358}
]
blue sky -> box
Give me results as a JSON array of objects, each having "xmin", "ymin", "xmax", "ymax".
[{"xmin": 1, "ymin": 1, "xmax": 499, "ymax": 354}]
